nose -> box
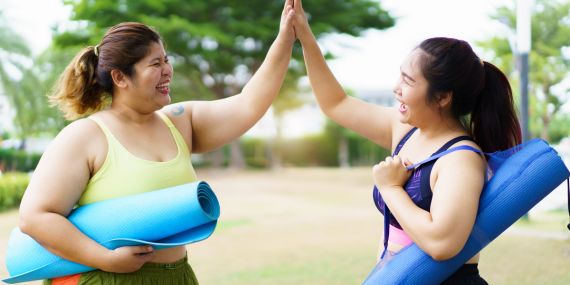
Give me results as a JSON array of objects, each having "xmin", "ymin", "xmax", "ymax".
[
  {"xmin": 162, "ymin": 62, "xmax": 173, "ymax": 77},
  {"xmin": 392, "ymin": 77, "xmax": 402, "ymax": 97}
]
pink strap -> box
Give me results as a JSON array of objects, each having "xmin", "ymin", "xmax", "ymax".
[{"xmin": 388, "ymin": 225, "xmax": 413, "ymax": 246}]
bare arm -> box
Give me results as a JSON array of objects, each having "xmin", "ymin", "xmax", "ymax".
[
  {"xmin": 292, "ymin": 0, "xmax": 398, "ymax": 149},
  {"xmin": 373, "ymin": 151, "xmax": 485, "ymax": 260},
  {"xmin": 168, "ymin": 0, "xmax": 295, "ymax": 153},
  {"xmin": 18, "ymin": 120, "xmax": 154, "ymax": 273}
]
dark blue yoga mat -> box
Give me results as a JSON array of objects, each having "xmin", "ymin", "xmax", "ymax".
[{"xmin": 363, "ymin": 139, "xmax": 570, "ymax": 285}]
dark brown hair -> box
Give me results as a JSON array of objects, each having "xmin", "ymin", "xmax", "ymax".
[
  {"xmin": 417, "ymin": 37, "xmax": 521, "ymax": 152},
  {"xmin": 49, "ymin": 22, "xmax": 161, "ymax": 120}
]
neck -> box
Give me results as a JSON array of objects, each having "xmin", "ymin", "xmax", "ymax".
[
  {"xmin": 110, "ymin": 99, "xmax": 156, "ymax": 125},
  {"xmin": 414, "ymin": 114, "xmax": 465, "ymax": 140}
]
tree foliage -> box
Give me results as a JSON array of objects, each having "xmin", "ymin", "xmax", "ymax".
[
  {"xmin": 56, "ymin": 0, "xmax": 394, "ymax": 100},
  {"xmin": 478, "ymin": 0, "xmax": 570, "ymax": 142},
  {"xmin": 50, "ymin": 0, "xmax": 394, "ymax": 166},
  {"xmin": 0, "ymin": 13, "xmax": 63, "ymax": 139}
]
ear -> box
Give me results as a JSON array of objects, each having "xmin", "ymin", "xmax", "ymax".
[
  {"xmin": 437, "ymin": 91, "xmax": 453, "ymax": 108},
  {"xmin": 110, "ymin": 69, "xmax": 129, "ymax": 89}
]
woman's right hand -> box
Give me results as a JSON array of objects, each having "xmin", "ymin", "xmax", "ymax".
[
  {"xmin": 277, "ymin": 0, "xmax": 296, "ymax": 45},
  {"xmin": 99, "ymin": 246, "xmax": 155, "ymax": 273},
  {"xmin": 291, "ymin": 0, "xmax": 313, "ymax": 44}
]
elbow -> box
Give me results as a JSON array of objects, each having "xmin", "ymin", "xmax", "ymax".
[
  {"xmin": 19, "ymin": 213, "xmax": 34, "ymax": 235},
  {"xmin": 18, "ymin": 208, "xmax": 42, "ymax": 236},
  {"xmin": 424, "ymin": 241, "xmax": 463, "ymax": 261}
]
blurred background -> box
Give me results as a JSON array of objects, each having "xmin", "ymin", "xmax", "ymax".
[{"xmin": 0, "ymin": 0, "xmax": 568, "ymax": 284}]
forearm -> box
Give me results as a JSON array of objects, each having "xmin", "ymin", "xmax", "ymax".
[
  {"xmin": 301, "ymin": 32, "xmax": 347, "ymax": 115},
  {"xmin": 20, "ymin": 211, "xmax": 110, "ymax": 269},
  {"xmin": 239, "ymin": 36, "xmax": 293, "ymax": 115},
  {"xmin": 380, "ymin": 187, "xmax": 444, "ymax": 255},
  {"xmin": 188, "ymin": 36, "xmax": 293, "ymax": 152}
]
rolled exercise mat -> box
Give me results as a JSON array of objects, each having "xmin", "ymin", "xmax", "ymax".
[
  {"xmin": 3, "ymin": 181, "xmax": 220, "ymax": 284},
  {"xmin": 363, "ymin": 139, "xmax": 570, "ymax": 285}
]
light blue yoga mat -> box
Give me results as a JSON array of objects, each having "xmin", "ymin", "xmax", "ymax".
[
  {"xmin": 363, "ymin": 139, "xmax": 570, "ymax": 284},
  {"xmin": 3, "ymin": 181, "xmax": 220, "ymax": 284}
]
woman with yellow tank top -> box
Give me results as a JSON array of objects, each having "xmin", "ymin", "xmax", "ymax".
[{"xmin": 17, "ymin": 2, "xmax": 297, "ymax": 284}]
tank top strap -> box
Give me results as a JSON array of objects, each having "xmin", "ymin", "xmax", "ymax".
[
  {"xmin": 88, "ymin": 116, "xmax": 114, "ymax": 141},
  {"xmin": 157, "ymin": 112, "xmax": 175, "ymax": 129},
  {"xmin": 393, "ymin": 127, "xmax": 418, "ymax": 155},
  {"xmin": 156, "ymin": 112, "xmax": 190, "ymax": 156},
  {"xmin": 434, "ymin": 135, "xmax": 474, "ymax": 154}
]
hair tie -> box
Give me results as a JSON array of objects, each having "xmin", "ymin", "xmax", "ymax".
[{"xmin": 94, "ymin": 44, "xmax": 99, "ymax": 57}]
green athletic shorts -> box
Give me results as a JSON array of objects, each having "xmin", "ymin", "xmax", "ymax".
[{"xmin": 43, "ymin": 256, "xmax": 198, "ymax": 285}]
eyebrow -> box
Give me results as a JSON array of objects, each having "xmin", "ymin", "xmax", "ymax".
[
  {"xmin": 400, "ymin": 68, "xmax": 416, "ymax": 83},
  {"xmin": 149, "ymin": 55, "xmax": 168, "ymax": 63}
]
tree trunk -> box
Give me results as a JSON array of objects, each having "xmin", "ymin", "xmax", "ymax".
[
  {"xmin": 540, "ymin": 114, "xmax": 551, "ymax": 141},
  {"xmin": 271, "ymin": 115, "xmax": 284, "ymax": 169},
  {"xmin": 229, "ymin": 139, "xmax": 246, "ymax": 169},
  {"xmin": 338, "ymin": 135, "xmax": 350, "ymax": 168},
  {"xmin": 209, "ymin": 149, "xmax": 225, "ymax": 168}
]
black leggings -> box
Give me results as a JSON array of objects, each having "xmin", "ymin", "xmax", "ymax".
[{"xmin": 440, "ymin": 264, "xmax": 488, "ymax": 285}]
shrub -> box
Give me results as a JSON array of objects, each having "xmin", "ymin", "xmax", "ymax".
[{"xmin": 0, "ymin": 172, "xmax": 30, "ymax": 211}]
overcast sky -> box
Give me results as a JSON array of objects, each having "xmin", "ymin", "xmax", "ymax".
[
  {"xmin": 1, "ymin": 0, "xmax": 528, "ymax": 138},
  {"xmin": 2, "ymin": 0, "xmax": 513, "ymax": 91}
]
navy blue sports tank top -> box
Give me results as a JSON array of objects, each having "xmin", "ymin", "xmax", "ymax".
[{"xmin": 373, "ymin": 128, "xmax": 475, "ymax": 229}]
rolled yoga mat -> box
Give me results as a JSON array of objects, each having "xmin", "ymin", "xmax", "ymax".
[
  {"xmin": 3, "ymin": 181, "xmax": 220, "ymax": 284},
  {"xmin": 363, "ymin": 138, "xmax": 570, "ymax": 285}
]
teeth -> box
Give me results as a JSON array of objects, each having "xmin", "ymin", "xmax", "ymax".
[{"xmin": 157, "ymin": 82, "xmax": 169, "ymax": 88}]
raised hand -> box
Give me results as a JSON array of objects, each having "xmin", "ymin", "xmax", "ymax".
[
  {"xmin": 291, "ymin": 0, "xmax": 313, "ymax": 43},
  {"xmin": 278, "ymin": 0, "xmax": 296, "ymax": 45}
]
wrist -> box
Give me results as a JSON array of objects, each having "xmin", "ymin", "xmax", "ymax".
[
  {"xmin": 377, "ymin": 185, "xmax": 403, "ymax": 193},
  {"xmin": 90, "ymin": 247, "xmax": 113, "ymax": 271},
  {"xmin": 274, "ymin": 34, "xmax": 295, "ymax": 48}
]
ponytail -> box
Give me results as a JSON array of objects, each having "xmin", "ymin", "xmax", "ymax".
[
  {"xmin": 49, "ymin": 46, "xmax": 109, "ymax": 120},
  {"xmin": 470, "ymin": 61, "xmax": 522, "ymax": 153},
  {"xmin": 49, "ymin": 22, "xmax": 162, "ymax": 120}
]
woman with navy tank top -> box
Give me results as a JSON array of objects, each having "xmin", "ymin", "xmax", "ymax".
[{"xmin": 290, "ymin": 0, "xmax": 522, "ymax": 283}]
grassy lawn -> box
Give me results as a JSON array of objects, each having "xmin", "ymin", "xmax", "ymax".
[{"xmin": 1, "ymin": 168, "xmax": 569, "ymax": 284}]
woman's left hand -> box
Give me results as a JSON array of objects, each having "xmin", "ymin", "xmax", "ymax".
[
  {"xmin": 277, "ymin": 0, "xmax": 296, "ymax": 45},
  {"xmin": 372, "ymin": 156, "xmax": 412, "ymax": 190}
]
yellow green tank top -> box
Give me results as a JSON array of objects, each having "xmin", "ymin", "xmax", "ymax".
[{"xmin": 78, "ymin": 112, "xmax": 198, "ymax": 206}]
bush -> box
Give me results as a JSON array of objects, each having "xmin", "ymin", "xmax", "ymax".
[
  {"xmin": 281, "ymin": 134, "xmax": 339, "ymax": 166},
  {"xmin": 241, "ymin": 138, "xmax": 270, "ymax": 168},
  {"xmin": 0, "ymin": 172, "xmax": 30, "ymax": 211},
  {"xmin": 0, "ymin": 148, "xmax": 42, "ymax": 172}
]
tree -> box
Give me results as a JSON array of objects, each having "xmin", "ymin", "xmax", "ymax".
[
  {"xmin": 0, "ymin": 13, "xmax": 65, "ymax": 142},
  {"xmin": 0, "ymin": 13, "xmax": 30, "ymax": 138},
  {"xmin": 478, "ymin": 0, "xmax": 570, "ymax": 142},
  {"xmin": 54, "ymin": 0, "xmax": 395, "ymax": 167}
]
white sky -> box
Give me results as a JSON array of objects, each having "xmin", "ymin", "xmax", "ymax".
[
  {"xmin": 1, "ymin": 0, "xmax": 512, "ymax": 91},
  {"xmin": 1, "ymin": 0, "xmax": 530, "ymax": 138}
]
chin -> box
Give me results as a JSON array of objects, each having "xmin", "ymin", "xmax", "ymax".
[{"xmin": 158, "ymin": 95, "xmax": 171, "ymax": 106}]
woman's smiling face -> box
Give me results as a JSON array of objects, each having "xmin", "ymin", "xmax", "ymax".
[
  {"xmin": 392, "ymin": 48, "xmax": 437, "ymax": 126},
  {"xmin": 128, "ymin": 41, "xmax": 173, "ymax": 109}
]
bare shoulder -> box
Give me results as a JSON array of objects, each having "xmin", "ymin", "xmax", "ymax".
[
  {"xmin": 53, "ymin": 118, "xmax": 104, "ymax": 147},
  {"xmin": 391, "ymin": 122, "xmax": 415, "ymax": 152},
  {"xmin": 159, "ymin": 103, "xmax": 194, "ymax": 145},
  {"xmin": 436, "ymin": 139, "xmax": 486, "ymax": 176},
  {"xmin": 45, "ymin": 118, "xmax": 107, "ymax": 164}
]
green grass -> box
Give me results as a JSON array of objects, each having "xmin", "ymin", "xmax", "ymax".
[
  {"xmin": 1, "ymin": 168, "xmax": 569, "ymax": 285},
  {"xmin": 481, "ymin": 235, "xmax": 570, "ymax": 285},
  {"xmin": 514, "ymin": 209, "xmax": 569, "ymax": 232}
]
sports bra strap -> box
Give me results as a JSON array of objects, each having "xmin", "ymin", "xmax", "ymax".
[
  {"xmin": 379, "ymin": 144, "xmax": 485, "ymax": 260},
  {"xmin": 406, "ymin": 145, "xmax": 484, "ymax": 170}
]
